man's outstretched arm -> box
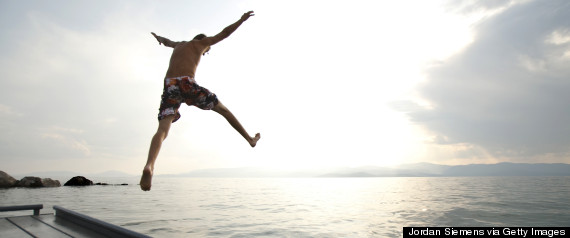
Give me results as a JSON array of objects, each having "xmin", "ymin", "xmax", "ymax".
[
  {"xmin": 203, "ymin": 11, "xmax": 254, "ymax": 46},
  {"xmin": 151, "ymin": 32, "xmax": 179, "ymax": 48}
]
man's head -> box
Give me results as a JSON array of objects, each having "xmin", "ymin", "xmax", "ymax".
[
  {"xmin": 193, "ymin": 33, "xmax": 210, "ymax": 55},
  {"xmin": 193, "ymin": 34, "xmax": 207, "ymax": 40}
]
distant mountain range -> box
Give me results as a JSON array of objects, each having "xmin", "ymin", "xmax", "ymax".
[
  {"xmin": 320, "ymin": 162, "xmax": 570, "ymax": 177},
  {"xmin": 160, "ymin": 162, "xmax": 570, "ymax": 178},
  {"xmin": 13, "ymin": 163, "xmax": 570, "ymax": 179}
]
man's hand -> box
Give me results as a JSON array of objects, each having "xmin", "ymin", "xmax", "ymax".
[
  {"xmin": 151, "ymin": 32, "xmax": 179, "ymax": 48},
  {"xmin": 151, "ymin": 32, "xmax": 162, "ymax": 45},
  {"xmin": 241, "ymin": 11, "xmax": 254, "ymax": 21}
]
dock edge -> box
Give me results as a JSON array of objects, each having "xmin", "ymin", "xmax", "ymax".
[{"xmin": 54, "ymin": 206, "xmax": 151, "ymax": 238}]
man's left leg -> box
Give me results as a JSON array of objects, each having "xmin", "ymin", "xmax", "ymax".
[
  {"xmin": 212, "ymin": 101, "xmax": 260, "ymax": 147},
  {"xmin": 140, "ymin": 115, "xmax": 175, "ymax": 191}
]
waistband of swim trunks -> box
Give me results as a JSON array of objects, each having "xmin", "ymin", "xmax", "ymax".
[{"xmin": 164, "ymin": 76, "xmax": 195, "ymax": 82}]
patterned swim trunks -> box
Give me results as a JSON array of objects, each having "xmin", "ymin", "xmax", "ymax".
[{"xmin": 157, "ymin": 76, "xmax": 219, "ymax": 122}]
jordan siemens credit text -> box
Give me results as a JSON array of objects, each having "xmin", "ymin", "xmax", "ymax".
[{"xmin": 403, "ymin": 227, "xmax": 567, "ymax": 237}]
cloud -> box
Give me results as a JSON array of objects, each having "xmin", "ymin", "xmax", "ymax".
[
  {"xmin": 444, "ymin": 0, "xmax": 518, "ymax": 14},
  {"xmin": 0, "ymin": 104, "xmax": 23, "ymax": 117},
  {"xmin": 405, "ymin": 0, "xmax": 570, "ymax": 161},
  {"xmin": 0, "ymin": 3, "xmax": 160, "ymax": 168},
  {"xmin": 41, "ymin": 131, "xmax": 91, "ymax": 156}
]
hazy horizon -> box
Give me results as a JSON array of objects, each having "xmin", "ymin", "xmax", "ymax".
[{"xmin": 7, "ymin": 162, "xmax": 570, "ymax": 178}]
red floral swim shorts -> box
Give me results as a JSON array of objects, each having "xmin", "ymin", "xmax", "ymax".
[{"xmin": 158, "ymin": 76, "xmax": 219, "ymax": 122}]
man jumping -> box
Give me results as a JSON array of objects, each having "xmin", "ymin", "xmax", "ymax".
[{"xmin": 140, "ymin": 11, "xmax": 260, "ymax": 191}]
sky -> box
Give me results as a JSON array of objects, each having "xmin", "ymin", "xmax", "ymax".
[{"xmin": 1, "ymin": 0, "xmax": 569, "ymax": 175}]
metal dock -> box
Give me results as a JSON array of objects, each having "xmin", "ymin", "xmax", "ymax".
[{"xmin": 0, "ymin": 204, "xmax": 150, "ymax": 238}]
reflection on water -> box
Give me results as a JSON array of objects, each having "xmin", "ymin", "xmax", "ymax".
[{"xmin": 1, "ymin": 177, "xmax": 569, "ymax": 237}]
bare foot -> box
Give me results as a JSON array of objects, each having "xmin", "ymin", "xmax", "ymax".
[
  {"xmin": 140, "ymin": 167, "xmax": 153, "ymax": 191},
  {"xmin": 249, "ymin": 133, "xmax": 261, "ymax": 147}
]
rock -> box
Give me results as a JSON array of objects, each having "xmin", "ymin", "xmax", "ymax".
[
  {"xmin": 0, "ymin": 171, "xmax": 18, "ymax": 188},
  {"xmin": 42, "ymin": 178, "xmax": 61, "ymax": 187},
  {"xmin": 95, "ymin": 182, "xmax": 129, "ymax": 186},
  {"xmin": 17, "ymin": 176, "xmax": 44, "ymax": 188},
  {"xmin": 64, "ymin": 176, "xmax": 93, "ymax": 186},
  {"xmin": 1, "ymin": 171, "xmax": 61, "ymax": 188}
]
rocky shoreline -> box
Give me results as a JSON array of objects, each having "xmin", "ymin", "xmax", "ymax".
[{"xmin": 0, "ymin": 171, "xmax": 128, "ymax": 188}]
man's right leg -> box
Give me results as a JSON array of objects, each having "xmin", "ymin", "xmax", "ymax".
[{"xmin": 140, "ymin": 115, "xmax": 175, "ymax": 191}]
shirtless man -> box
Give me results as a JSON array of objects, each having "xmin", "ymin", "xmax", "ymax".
[{"xmin": 140, "ymin": 11, "xmax": 260, "ymax": 191}]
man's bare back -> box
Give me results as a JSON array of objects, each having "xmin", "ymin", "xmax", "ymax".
[
  {"xmin": 140, "ymin": 11, "xmax": 259, "ymax": 191},
  {"xmin": 165, "ymin": 41, "xmax": 204, "ymax": 78}
]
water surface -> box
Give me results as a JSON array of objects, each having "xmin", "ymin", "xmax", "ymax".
[{"xmin": 1, "ymin": 177, "xmax": 569, "ymax": 237}]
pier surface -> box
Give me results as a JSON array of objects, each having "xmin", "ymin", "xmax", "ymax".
[{"xmin": 0, "ymin": 204, "xmax": 150, "ymax": 238}]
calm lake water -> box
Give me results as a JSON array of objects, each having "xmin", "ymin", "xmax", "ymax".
[{"xmin": 1, "ymin": 177, "xmax": 569, "ymax": 237}]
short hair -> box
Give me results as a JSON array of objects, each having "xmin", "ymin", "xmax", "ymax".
[{"xmin": 193, "ymin": 34, "xmax": 207, "ymax": 40}]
